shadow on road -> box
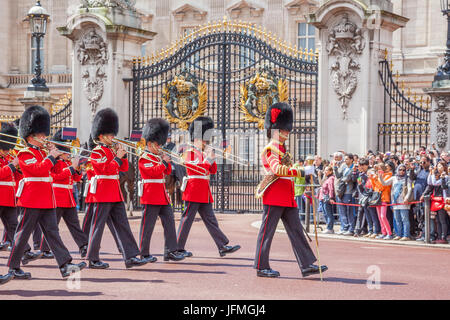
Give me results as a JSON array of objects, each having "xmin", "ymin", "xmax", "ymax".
[
  {"xmin": 164, "ymin": 261, "xmax": 253, "ymax": 268},
  {"xmin": 80, "ymin": 277, "xmax": 164, "ymax": 283},
  {"xmin": 279, "ymin": 276, "xmax": 407, "ymax": 286},
  {"xmin": 0, "ymin": 289, "xmax": 103, "ymax": 297},
  {"xmin": 131, "ymin": 268, "xmax": 226, "ymax": 275}
]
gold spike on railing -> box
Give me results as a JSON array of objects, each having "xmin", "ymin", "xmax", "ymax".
[
  {"xmin": 407, "ymin": 87, "xmax": 411, "ymax": 99},
  {"xmin": 401, "ymin": 80, "xmax": 405, "ymax": 91},
  {"xmin": 303, "ymin": 48, "xmax": 308, "ymax": 61},
  {"xmin": 384, "ymin": 48, "xmax": 388, "ymax": 60},
  {"xmin": 390, "ymin": 60, "xmax": 394, "ymax": 71},
  {"xmin": 395, "ymin": 71, "xmax": 400, "ymax": 84},
  {"xmin": 309, "ymin": 49, "xmax": 314, "ymax": 62}
]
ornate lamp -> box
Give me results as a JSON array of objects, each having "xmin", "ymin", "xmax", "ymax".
[
  {"xmin": 436, "ymin": 0, "xmax": 450, "ymax": 81},
  {"xmin": 26, "ymin": 0, "xmax": 50, "ymax": 91}
]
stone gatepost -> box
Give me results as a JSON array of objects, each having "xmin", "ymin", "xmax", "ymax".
[
  {"xmin": 57, "ymin": 1, "xmax": 155, "ymax": 142},
  {"xmin": 308, "ymin": 0, "xmax": 408, "ymax": 157},
  {"xmin": 424, "ymin": 88, "xmax": 450, "ymax": 153}
]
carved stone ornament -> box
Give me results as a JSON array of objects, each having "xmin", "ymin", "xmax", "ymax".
[
  {"xmin": 239, "ymin": 66, "xmax": 288, "ymax": 129},
  {"xmin": 327, "ymin": 14, "xmax": 365, "ymax": 119},
  {"xmin": 79, "ymin": 0, "xmax": 136, "ymax": 12},
  {"xmin": 77, "ymin": 29, "xmax": 108, "ymax": 116},
  {"xmin": 435, "ymin": 97, "xmax": 450, "ymax": 150},
  {"xmin": 162, "ymin": 68, "xmax": 207, "ymax": 130}
]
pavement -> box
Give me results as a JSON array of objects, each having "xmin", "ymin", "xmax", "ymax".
[{"xmin": 0, "ymin": 212, "xmax": 449, "ymax": 300}]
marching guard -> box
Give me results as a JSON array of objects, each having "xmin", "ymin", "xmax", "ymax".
[
  {"xmin": 81, "ymin": 135, "xmax": 122, "ymax": 254},
  {"xmin": 4, "ymin": 105, "xmax": 86, "ymax": 281},
  {"xmin": 86, "ymin": 108, "xmax": 147, "ymax": 269},
  {"xmin": 254, "ymin": 102, "xmax": 328, "ymax": 278},
  {"xmin": 176, "ymin": 116, "xmax": 241, "ymax": 258},
  {"xmin": 138, "ymin": 118, "xmax": 185, "ymax": 263}
]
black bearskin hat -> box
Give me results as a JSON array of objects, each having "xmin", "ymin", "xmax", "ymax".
[
  {"xmin": 51, "ymin": 129, "xmax": 71, "ymax": 153},
  {"xmin": 143, "ymin": 118, "xmax": 170, "ymax": 146},
  {"xmin": 0, "ymin": 122, "xmax": 19, "ymax": 151},
  {"xmin": 91, "ymin": 108, "xmax": 119, "ymax": 140},
  {"xmin": 19, "ymin": 105, "xmax": 50, "ymax": 139},
  {"xmin": 188, "ymin": 116, "xmax": 214, "ymax": 142},
  {"xmin": 264, "ymin": 102, "xmax": 293, "ymax": 139}
]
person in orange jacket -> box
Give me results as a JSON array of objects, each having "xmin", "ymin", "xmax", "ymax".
[
  {"xmin": 86, "ymin": 108, "xmax": 147, "ymax": 270},
  {"xmin": 138, "ymin": 118, "xmax": 185, "ymax": 263},
  {"xmin": 4, "ymin": 105, "xmax": 86, "ymax": 281},
  {"xmin": 254, "ymin": 102, "xmax": 328, "ymax": 278},
  {"xmin": 176, "ymin": 116, "xmax": 241, "ymax": 258}
]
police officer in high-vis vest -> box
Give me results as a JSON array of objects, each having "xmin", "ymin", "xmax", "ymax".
[
  {"xmin": 138, "ymin": 118, "xmax": 185, "ymax": 263},
  {"xmin": 5, "ymin": 105, "xmax": 86, "ymax": 281},
  {"xmin": 254, "ymin": 102, "xmax": 328, "ymax": 278},
  {"xmin": 176, "ymin": 116, "xmax": 240, "ymax": 258},
  {"xmin": 86, "ymin": 108, "xmax": 147, "ymax": 270}
]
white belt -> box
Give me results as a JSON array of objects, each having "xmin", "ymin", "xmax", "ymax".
[
  {"xmin": 16, "ymin": 177, "xmax": 52, "ymax": 198},
  {"xmin": 0, "ymin": 181, "xmax": 16, "ymax": 187},
  {"xmin": 89, "ymin": 175, "xmax": 120, "ymax": 194},
  {"xmin": 83, "ymin": 179, "xmax": 91, "ymax": 198},
  {"xmin": 181, "ymin": 175, "xmax": 210, "ymax": 192},
  {"xmin": 138, "ymin": 179, "xmax": 166, "ymax": 197},
  {"xmin": 53, "ymin": 183, "xmax": 73, "ymax": 190},
  {"xmin": 280, "ymin": 177, "xmax": 294, "ymax": 181}
]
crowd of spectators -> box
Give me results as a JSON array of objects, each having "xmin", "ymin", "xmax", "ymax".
[{"xmin": 294, "ymin": 146, "xmax": 450, "ymax": 244}]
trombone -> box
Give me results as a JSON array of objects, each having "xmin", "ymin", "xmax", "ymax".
[
  {"xmin": 186, "ymin": 142, "xmax": 249, "ymax": 166},
  {"xmin": 35, "ymin": 137, "xmax": 94, "ymax": 159},
  {"xmin": 158, "ymin": 147, "xmax": 208, "ymax": 176},
  {"xmin": 112, "ymin": 137, "xmax": 146, "ymax": 156}
]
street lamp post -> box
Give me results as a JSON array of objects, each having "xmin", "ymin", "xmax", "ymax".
[
  {"xmin": 436, "ymin": 0, "xmax": 450, "ymax": 81},
  {"xmin": 27, "ymin": 1, "xmax": 50, "ymax": 92}
]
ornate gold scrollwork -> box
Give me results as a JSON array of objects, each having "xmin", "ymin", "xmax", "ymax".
[{"xmin": 162, "ymin": 69, "xmax": 207, "ymax": 130}]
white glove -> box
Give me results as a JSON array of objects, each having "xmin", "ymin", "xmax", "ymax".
[{"xmin": 304, "ymin": 165, "xmax": 315, "ymax": 176}]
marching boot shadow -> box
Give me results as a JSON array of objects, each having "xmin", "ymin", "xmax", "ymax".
[
  {"xmin": 279, "ymin": 276, "xmax": 407, "ymax": 286},
  {"xmin": 162, "ymin": 261, "xmax": 253, "ymax": 268},
  {"xmin": 0, "ymin": 289, "xmax": 104, "ymax": 297},
  {"xmin": 131, "ymin": 268, "xmax": 226, "ymax": 275}
]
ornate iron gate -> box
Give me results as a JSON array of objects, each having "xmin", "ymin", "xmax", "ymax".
[
  {"xmin": 130, "ymin": 20, "xmax": 318, "ymax": 213},
  {"xmin": 378, "ymin": 54, "xmax": 431, "ymax": 152}
]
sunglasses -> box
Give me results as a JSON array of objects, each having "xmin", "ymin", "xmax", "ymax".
[{"xmin": 398, "ymin": 169, "xmax": 406, "ymax": 171}]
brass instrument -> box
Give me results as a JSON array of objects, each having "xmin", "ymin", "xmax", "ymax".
[
  {"xmin": 255, "ymin": 151, "xmax": 292, "ymax": 199},
  {"xmin": 158, "ymin": 147, "xmax": 208, "ymax": 176},
  {"xmin": 111, "ymin": 137, "xmax": 146, "ymax": 156},
  {"xmin": 34, "ymin": 137, "xmax": 92, "ymax": 159},
  {"xmin": 186, "ymin": 142, "xmax": 249, "ymax": 166},
  {"xmin": 0, "ymin": 139, "xmax": 26, "ymax": 150}
]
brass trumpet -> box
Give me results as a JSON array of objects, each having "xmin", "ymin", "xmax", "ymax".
[
  {"xmin": 186, "ymin": 142, "xmax": 249, "ymax": 166},
  {"xmin": 111, "ymin": 137, "xmax": 146, "ymax": 156},
  {"xmin": 158, "ymin": 147, "xmax": 208, "ymax": 176},
  {"xmin": 34, "ymin": 137, "xmax": 93, "ymax": 159}
]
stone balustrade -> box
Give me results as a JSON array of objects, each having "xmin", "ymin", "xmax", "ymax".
[{"xmin": 4, "ymin": 73, "xmax": 72, "ymax": 87}]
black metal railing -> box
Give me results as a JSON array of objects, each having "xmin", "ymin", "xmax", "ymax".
[
  {"xmin": 378, "ymin": 59, "xmax": 431, "ymax": 152},
  {"xmin": 50, "ymin": 99, "xmax": 72, "ymax": 135}
]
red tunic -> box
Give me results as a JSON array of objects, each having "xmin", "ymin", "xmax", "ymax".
[
  {"xmin": 182, "ymin": 147, "xmax": 217, "ymax": 203},
  {"xmin": 261, "ymin": 141, "xmax": 303, "ymax": 208},
  {"xmin": 16, "ymin": 146, "xmax": 56, "ymax": 209},
  {"xmin": 0, "ymin": 154, "xmax": 18, "ymax": 207},
  {"xmin": 90, "ymin": 144, "xmax": 128, "ymax": 203},
  {"xmin": 84, "ymin": 163, "xmax": 95, "ymax": 204},
  {"xmin": 51, "ymin": 159, "xmax": 82, "ymax": 208},
  {"xmin": 138, "ymin": 152, "xmax": 171, "ymax": 205}
]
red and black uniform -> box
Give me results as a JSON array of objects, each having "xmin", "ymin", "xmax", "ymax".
[
  {"xmin": 138, "ymin": 151, "xmax": 179, "ymax": 256},
  {"xmin": 86, "ymin": 143, "xmax": 140, "ymax": 262},
  {"xmin": 176, "ymin": 146, "xmax": 230, "ymax": 251},
  {"xmin": 7, "ymin": 145, "xmax": 73, "ymax": 269},
  {"xmin": 254, "ymin": 141, "xmax": 316, "ymax": 271}
]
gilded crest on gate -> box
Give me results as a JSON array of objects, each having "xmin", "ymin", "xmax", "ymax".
[
  {"xmin": 239, "ymin": 67, "xmax": 288, "ymax": 129},
  {"xmin": 162, "ymin": 69, "xmax": 207, "ymax": 130}
]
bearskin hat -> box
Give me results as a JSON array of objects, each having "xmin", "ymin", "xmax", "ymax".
[
  {"xmin": 0, "ymin": 122, "xmax": 19, "ymax": 151},
  {"xmin": 264, "ymin": 102, "xmax": 293, "ymax": 139},
  {"xmin": 19, "ymin": 105, "xmax": 50, "ymax": 139},
  {"xmin": 51, "ymin": 129, "xmax": 71, "ymax": 153},
  {"xmin": 91, "ymin": 108, "xmax": 119, "ymax": 140},
  {"xmin": 142, "ymin": 118, "xmax": 170, "ymax": 146},
  {"xmin": 188, "ymin": 116, "xmax": 214, "ymax": 142}
]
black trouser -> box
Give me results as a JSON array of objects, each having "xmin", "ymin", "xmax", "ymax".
[
  {"xmin": 1, "ymin": 206, "xmax": 32, "ymax": 252},
  {"xmin": 139, "ymin": 204, "xmax": 178, "ymax": 256},
  {"xmin": 33, "ymin": 225, "xmax": 50, "ymax": 252},
  {"xmin": 355, "ymin": 207, "xmax": 367, "ymax": 234},
  {"xmin": 254, "ymin": 205, "xmax": 316, "ymax": 271},
  {"xmin": 82, "ymin": 202, "xmax": 121, "ymax": 252},
  {"xmin": 8, "ymin": 207, "xmax": 72, "ymax": 269},
  {"xmin": 176, "ymin": 201, "xmax": 229, "ymax": 250},
  {"xmin": 436, "ymin": 210, "xmax": 449, "ymax": 240},
  {"xmin": 87, "ymin": 202, "xmax": 140, "ymax": 262},
  {"xmin": 55, "ymin": 207, "xmax": 88, "ymax": 249}
]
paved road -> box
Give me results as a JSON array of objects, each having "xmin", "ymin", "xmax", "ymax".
[{"xmin": 0, "ymin": 213, "xmax": 448, "ymax": 300}]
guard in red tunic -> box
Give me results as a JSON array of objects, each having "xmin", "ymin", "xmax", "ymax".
[
  {"xmin": 46, "ymin": 129, "xmax": 88, "ymax": 257},
  {"xmin": 254, "ymin": 102, "xmax": 328, "ymax": 278},
  {"xmin": 86, "ymin": 108, "xmax": 147, "ymax": 270},
  {"xmin": 138, "ymin": 118, "xmax": 185, "ymax": 263},
  {"xmin": 176, "ymin": 116, "xmax": 240, "ymax": 258},
  {"xmin": 4, "ymin": 105, "xmax": 86, "ymax": 281},
  {"xmin": 81, "ymin": 135, "xmax": 121, "ymax": 254}
]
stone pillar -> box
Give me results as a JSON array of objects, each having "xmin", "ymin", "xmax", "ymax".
[
  {"xmin": 423, "ymin": 88, "xmax": 450, "ymax": 153},
  {"xmin": 308, "ymin": 0, "xmax": 408, "ymax": 157},
  {"xmin": 57, "ymin": 3, "xmax": 155, "ymax": 142},
  {"xmin": 17, "ymin": 91, "xmax": 58, "ymax": 113}
]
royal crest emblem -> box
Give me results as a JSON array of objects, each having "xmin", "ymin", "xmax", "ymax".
[
  {"xmin": 162, "ymin": 69, "xmax": 207, "ymax": 130},
  {"xmin": 239, "ymin": 67, "xmax": 288, "ymax": 129}
]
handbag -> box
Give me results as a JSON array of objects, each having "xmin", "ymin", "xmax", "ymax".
[
  {"xmin": 368, "ymin": 191, "xmax": 381, "ymax": 206},
  {"xmin": 430, "ymin": 194, "xmax": 445, "ymax": 212},
  {"xmin": 358, "ymin": 193, "xmax": 370, "ymax": 207},
  {"xmin": 401, "ymin": 184, "xmax": 414, "ymax": 203},
  {"xmin": 445, "ymin": 198, "xmax": 450, "ymax": 215}
]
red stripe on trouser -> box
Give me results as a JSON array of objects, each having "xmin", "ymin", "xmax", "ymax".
[
  {"xmin": 87, "ymin": 204, "xmax": 100, "ymax": 257},
  {"xmin": 177, "ymin": 202, "xmax": 191, "ymax": 243},
  {"xmin": 257, "ymin": 205, "xmax": 271, "ymax": 270},
  {"xmin": 139, "ymin": 205, "xmax": 147, "ymax": 251},
  {"xmin": 8, "ymin": 208, "xmax": 27, "ymax": 267},
  {"xmin": 82, "ymin": 204, "xmax": 92, "ymax": 232}
]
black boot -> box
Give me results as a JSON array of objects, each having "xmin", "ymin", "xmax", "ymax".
[
  {"xmin": 301, "ymin": 264, "xmax": 328, "ymax": 277},
  {"xmin": 89, "ymin": 260, "xmax": 110, "ymax": 269},
  {"xmin": 125, "ymin": 257, "xmax": 148, "ymax": 269},
  {"xmin": 219, "ymin": 244, "xmax": 241, "ymax": 257},
  {"xmin": 163, "ymin": 251, "xmax": 185, "ymax": 262},
  {"xmin": 8, "ymin": 268, "xmax": 31, "ymax": 280},
  {"xmin": 21, "ymin": 250, "xmax": 43, "ymax": 265},
  {"xmin": 256, "ymin": 269, "xmax": 280, "ymax": 278},
  {"xmin": 79, "ymin": 245, "xmax": 88, "ymax": 258},
  {"xmin": 141, "ymin": 255, "xmax": 157, "ymax": 263},
  {"xmin": 0, "ymin": 273, "xmax": 13, "ymax": 285},
  {"xmin": 41, "ymin": 251, "xmax": 54, "ymax": 259},
  {"xmin": 0, "ymin": 243, "xmax": 8, "ymax": 251},
  {"xmin": 177, "ymin": 250, "xmax": 193, "ymax": 258},
  {"xmin": 60, "ymin": 262, "xmax": 87, "ymax": 278}
]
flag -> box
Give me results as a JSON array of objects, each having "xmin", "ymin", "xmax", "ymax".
[
  {"xmin": 62, "ymin": 127, "xmax": 77, "ymax": 140},
  {"xmin": 130, "ymin": 130, "xmax": 142, "ymax": 142}
]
